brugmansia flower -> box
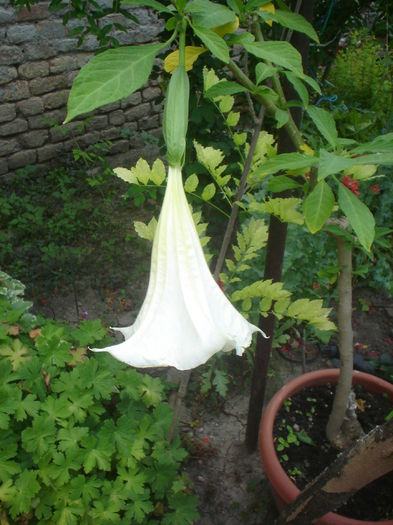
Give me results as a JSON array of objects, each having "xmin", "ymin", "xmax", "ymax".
[{"xmin": 92, "ymin": 166, "xmax": 265, "ymax": 370}]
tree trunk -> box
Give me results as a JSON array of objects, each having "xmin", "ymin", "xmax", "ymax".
[{"xmin": 275, "ymin": 419, "xmax": 393, "ymax": 525}]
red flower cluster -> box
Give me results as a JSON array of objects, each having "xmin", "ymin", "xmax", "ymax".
[{"xmin": 342, "ymin": 174, "xmax": 360, "ymax": 196}]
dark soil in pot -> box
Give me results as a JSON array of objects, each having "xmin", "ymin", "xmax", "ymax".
[{"xmin": 273, "ymin": 383, "xmax": 393, "ymax": 521}]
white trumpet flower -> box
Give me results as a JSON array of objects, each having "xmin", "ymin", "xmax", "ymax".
[{"xmin": 92, "ymin": 165, "xmax": 266, "ymax": 370}]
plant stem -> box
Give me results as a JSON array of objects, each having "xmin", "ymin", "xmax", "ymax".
[
  {"xmin": 168, "ymin": 369, "xmax": 191, "ymax": 442},
  {"xmin": 326, "ymin": 236, "xmax": 354, "ymax": 445},
  {"xmin": 213, "ymin": 105, "xmax": 266, "ymax": 279}
]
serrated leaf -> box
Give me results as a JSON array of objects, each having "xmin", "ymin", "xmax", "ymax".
[
  {"xmin": 233, "ymin": 132, "xmax": 247, "ymax": 146},
  {"xmin": 184, "ymin": 174, "xmax": 199, "ymax": 193},
  {"xmin": 244, "ymin": 41, "xmax": 304, "ymax": 77},
  {"xmin": 307, "ymin": 106, "xmax": 338, "ymax": 147},
  {"xmin": 338, "ymin": 184, "xmax": 375, "ymax": 251},
  {"xmin": 226, "ymin": 111, "xmax": 240, "ymax": 127},
  {"xmin": 134, "ymin": 216, "xmax": 157, "ymax": 242},
  {"xmin": 150, "ymin": 159, "xmax": 166, "ymax": 185},
  {"xmin": 65, "ymin": 43, "xmax": 164, "ymax": 123},
  {"xmin": 201, "ymin": 183, "xmax": 216, "ymax": 201},
  {"xmin": 304, "ymin": 181, "xmax": 335, "ymax": 233},
  {"xmin": 113, "ymin": 167, "xmax": 138, "ymax": 184}
]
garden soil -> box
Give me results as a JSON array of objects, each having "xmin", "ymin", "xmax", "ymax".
[{"xmin": 31, "ymin": 285, "xmax": 393, "ymax": 524}]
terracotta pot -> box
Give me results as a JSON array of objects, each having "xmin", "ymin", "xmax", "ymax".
[{"xmin": 259, "ymin": 368, "xmax": 393, "ymax": 525}]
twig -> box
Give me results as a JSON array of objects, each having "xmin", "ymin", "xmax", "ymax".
[{"xmin": 168, "ymin": 370, "xmax": 191, "ymax": 443}]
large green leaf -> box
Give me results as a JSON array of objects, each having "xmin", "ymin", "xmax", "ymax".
[
  {"xmin": 307, "ymin": 107, "xmax": 338, "ymax": 147},
  {"xmin": 254, "ymin": 152, "xmax": 315, "ymax": 178},
  {"xmin": 205, "ymin": 80, "xmax": 248, "ymax": 99},
  {"xmin": 122, "ymin": 0, "xmax": 174, "ymax": 12},
  {"xmin": 191, "ymin": 24, "xmax": 229, "ymax": 63},
  {"xmin": 186, "ymin": 0, "xmax": 236, "ymax": 28},
  {"xmin": 350, "ymin": 132, "xmax": 393, "ymax": 154},
  {"xmin": 65, "ymin": 43, "xmax": 164, "ymax": 123},
  {"xmin": 304, "ymin": 180, "xmax": 335, "ymax": 233},
  {"xmin": 352, "ymin": 151, "xmax": 393, "ymax": 165},
  {"xmin": 284, "ymin": 71, "xmax": 309, "ymax": 108},
  {"xmin": 244, "ymin": 41, "xmax": 304, "ymax": 77},
  {"xmin": 307, "ymin": 106, "xmax": 338, "ymax": 147},
  {"xmin": 338, "ymin": 183, "xmax": 375, "ymax": 251},
  {"xmin": 259, "ymin": 9, "xmax": 319, "ymax": 43},
  {"xmin": 318, "ymin": 149, "xmax": 355, "ymax": 180}
]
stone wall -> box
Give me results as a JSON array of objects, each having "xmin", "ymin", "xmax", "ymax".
[{"xmin": 0, "ymin": 1, "xmax": 164, "ymax": 177}]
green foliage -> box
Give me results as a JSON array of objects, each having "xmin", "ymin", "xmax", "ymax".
[
  {"xmin": 327, "ymin": 31, "xmax": 393, "ymax": 140},
  {"xmin": 0, "ymin": 275, "xmax": 198, "ymax": 524}
]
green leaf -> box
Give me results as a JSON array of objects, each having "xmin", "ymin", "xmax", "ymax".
[
  {"xmin": 317, "ymin": 149, "xmax": 355, "ymax": 180},
  {"xmin": 244, "ymin": 41, "xmax": 304, "ymax": 77},
  {"xmin": 303, "ymin": 74, "xmax": 321, "ymax": 94},
  {"xmin": 304, "ymin": 181, "xmax": 335, "ymax": 233},
  {"xmin": 186, "ymin": 0, "xmax": 236, "ymax": 28},
  {"xmin": 9, "ymin": 470, "xmax": 40, "ymax": 519},
  {"xmin": 284, "ymin": 71, "xmax": 309, "ymax": 108},
  {"xmin": 307, "ymin": 106, "xmax": 338, "ymax": 147},
  {"xmin": 73, "ymin": 319, "xmax": 106, "ymax": 346},
  {"xmin": 122, "ymin": 0, "xmax": 174, "ymax": 13},
  {"xmin": 191, "ymin": 24, "xmax": 229, "ymax": 63},
  {"xmin": 226, "ymin": 111, "xmax": 240, "ymax": 127},
  {"xmin": 255, "ymin": 63, "xmax": 277, "ymax": 84},
  {"xmin": 184, "ymin": 174, "xmax": 199, "ymax": 193},
  {"xmin": 204, "ymin": 80, "xmax": 248, "ymax": 99},
  {"xmin": 275, "ymin": 108, "xmax": 289, "ymax": 128},
  {"xmin": 264, "ymin": 9, "xmax": 319, "ymax": 43},
  {"xmin": 22, "ymin": 415, "xmax": 57, "ymax": 457},
  {"xmin": 0, "ymin": 446, "xmax": 21, "ymax": 481},
  {"xmin": 65, "ymin": 43, "xmax": 164, "ymax": 123},
  {"xmin": 213, "ymin": 369, "xmax": 229, "ymax": 397},
  {"xmin": 201, "ymin": 183, "xmax": 216, "ymax": 201},
  {"xmin": 163, "ymin": 493, "xmax": 200, "ymax": 525},
  {"xmin": 267, "ymin": 175, "xmax": 302, "ymax": 193},
  {"xmin": 338, "ymin": 184, "xmax": 375, "ymax": 251},
  {"xmin": 253, "ymin": 152, "xmax": 315, "ymax": 178},
  {"xmin": 0, "ymin": 338, "xmax": 31, "ymax": 371},
  {"xmin": 134, "ymin": 216, "xmax": 157, "ymax": 242}
]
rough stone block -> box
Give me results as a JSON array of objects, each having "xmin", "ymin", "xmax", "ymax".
[
  {"xmin": 0, "ymin": 158, "xmax": 8, "ymax": 176},
  {"xmin": 0, "ymin": 45, "xmax": 23, "ymax": 65},
  {"xmin": 37, "ymin": 143, "xmax": 64, "ymax": 162},
  {"xmin": 78, "ymin": 131, "xmax": 100, "ymax": 147},
  {"xmin": 0, "ymin": 81, "xmax": 29, "ymax": 102},
  {"xmin": 0, "ymin": 138, "xmax": 20, "ymax": 157},
  {"xmin": 86, "ymin": 115, "xmax": 108, "ymax": 131},
  {"xmin": 20, "ymin": 129, "xmax": 48, "ymax": 148},
  {"xmin": 49, "ymin": 120, "xmax": 84, "ymax": 142},
  {"xmin": 42, "ymin": 90, "xmax": 68, "ymax": 110},
  {"xmin": 109, "ymin": 110, "xmax": 125, "ymax": 126},
  {"xmin": 37, "ymin": 20, "xmax": 67, "ymax": 40},
  {"xmin": 142, "ymin": 86, "xmax": 161, "ymax": 102},
  {"xmin": 17, "ymin": 97, "xmax": 44, "ymax": 116},
  {"xmin": 18, "ymin": 61, "xmax": 49, "ymax": 79},
  {"xmin": 50, "ymin": 55, "xmax": 79, "ymax": 74},
  {"xmin": 125, "ymin": 103, "xmax": 150, "ymax": 122},
  {"xmin": 30, "ymin": 75, "xmax": 65, "ymax": 96},
  {"xmin": 138, "ymin": 114, "xmax": 159, "ymax": 131},
  {"xmin": 0, "ymin": 66, "xmax": 17, "ymax": 85},
  {"xmin": 23, "ymin": 42, "xmax": 55, "ymax": 61},
  {"xmin": 7, "ymin": 24, "xmax": 38, "ymax": 43},
  {"xmin": 99, "ymin": 101, "xmax": 121, "ymax": 113},
  {"xmin": 109, "ymin": 140, "xmax": 129, "ymax": 154},
  {"xmin": 0, "ymin": 118, "xmax": 28, "ymax": 136},
  {"xmin": 16, "ymin": 3, "xmax": 50, "ymax": 21},
  {"xmin": 121, "ymin": 91, "xmax": 142, "ymax": 108},
  {"xmin": 0, "ymin": 103, "xmax": 16, "ymax": 123},
  {"xmin": 76, "ymin": 54, "xmax": 91, "ymax": 68},
  {"xmin": 28, "ymin": 109, "xmax": 65, "ymax": 129},
  {"xmin": 0, "ymin": 7, "xmax": 15, "ymax": 23},
  {"xmin": 64, "ymin": 70, "xmax": 78, "ymax": 87},
  {"xmin": 52, "ymin": 38, "xmax": 79, "ymax": 54},
  {"xmin": 8, "ymin": 149, "xmax": 36, "ymax": 169}
]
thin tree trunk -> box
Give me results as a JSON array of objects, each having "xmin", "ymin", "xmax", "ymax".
[
  {"xmin": 275, "ymin": 419, "xmax": 393, "ymax": 525},
  {"xmin": 326, "ymin": 236, "xmax": 355, "ymax": 447}
]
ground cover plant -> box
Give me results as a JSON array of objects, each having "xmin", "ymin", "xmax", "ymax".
[{"xmin": 0, "ymin": 271, "xmax": 198, "ymax": 524}]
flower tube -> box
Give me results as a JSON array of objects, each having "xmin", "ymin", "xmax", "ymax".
[{"xmin": 92, "ymin": 165, "xmax": 266, "ymax": 370}]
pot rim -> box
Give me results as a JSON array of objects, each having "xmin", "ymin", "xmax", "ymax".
[{"xmin": 258, "ymin": 368, "xmax": 393, "ymax": 525}]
